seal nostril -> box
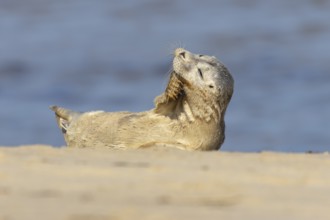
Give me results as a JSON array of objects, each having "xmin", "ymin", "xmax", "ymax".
[{"xmin": 179, "ymin": 52, "xmax": 185, "ymax": 59}]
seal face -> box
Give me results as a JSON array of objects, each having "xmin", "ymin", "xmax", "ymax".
[
  {"xmin": 172, "ymin": 48, "xmax": 234, "ymax": 121},
  {"xmin": 50, "ymin": 48, "xmax": 234, "ymax": 151}
]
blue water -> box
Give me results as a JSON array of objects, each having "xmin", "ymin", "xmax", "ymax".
[{"xmin": 1, "ymin": 0, "xmax": 329, "ymax": 152}]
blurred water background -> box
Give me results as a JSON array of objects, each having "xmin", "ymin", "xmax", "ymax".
[{"xmin": 0, "ymin": 0, "xmax": 329, "ymax": 152}]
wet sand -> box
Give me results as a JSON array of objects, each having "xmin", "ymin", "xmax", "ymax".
[{"xmin": 0, "ymin": 145, "xmax": 329, "ymax": 220}]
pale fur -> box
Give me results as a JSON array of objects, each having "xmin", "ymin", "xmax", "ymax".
[{"xmin": 50, "ymin": 48, "xmax": 234, "ymax": 151}]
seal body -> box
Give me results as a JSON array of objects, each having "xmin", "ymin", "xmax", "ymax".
[{"xmin": 51, "ymin": 48, "xmax": 234, "ymax": 150}]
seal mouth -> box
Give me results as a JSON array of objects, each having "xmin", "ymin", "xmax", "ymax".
[
  {"xmin": 174, "ymin": 49, "xmax": 190, "ymax": 65},
  {"xmin": 173, "ymin": 48, "xmax": 194, "ymax": 78}
]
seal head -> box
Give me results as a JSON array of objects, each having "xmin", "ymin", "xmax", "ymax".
[{"xmin": 155, "ymin": 48, "xmax": 234, "ymax": 123}]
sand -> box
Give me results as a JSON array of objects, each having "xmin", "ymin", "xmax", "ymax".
[{"xmin": 0, "ymin": 145, "xmax": 329, "ymax": 220}]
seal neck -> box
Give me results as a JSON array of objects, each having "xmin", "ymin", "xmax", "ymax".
[
  {"xmin": 154, "ymin": 89, "xmax": 222, "ymax": 124},
  {"xmin": 153, "ymin": 71, "xmax": 225, "ymax": 123},
  {"xmin": 181, "ymin": 88, "xmax": 222, "ymax": 123}
]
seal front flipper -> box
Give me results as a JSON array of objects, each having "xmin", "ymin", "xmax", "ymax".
[
  {"xmin": 49, "ymin": 105, "xmax": 81, "ymax": 133},
  {"xmin": 154, "ymin": 71, "xmax": 184, "ymax": 116}
]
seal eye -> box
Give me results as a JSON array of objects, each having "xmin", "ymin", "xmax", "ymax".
[
  {"xmin": 199, "ymin": 55, "xmax": 204, "ymax": 57},
  {"xmin": 198, "ymin": 68, "xmax": 203, "ymax": 80},
  {"xmin": 209, "ymin": 85, "xmax": 214, "ymax": 89}
]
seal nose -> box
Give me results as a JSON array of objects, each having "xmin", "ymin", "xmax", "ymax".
[{"xmin": 174, "ymin": 48, "xmax": 187, "ymax": 58}]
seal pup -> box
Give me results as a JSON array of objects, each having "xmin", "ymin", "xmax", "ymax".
[{"xmin": 50, "ymin": 48, "xmax": 234, "ymax": 150}]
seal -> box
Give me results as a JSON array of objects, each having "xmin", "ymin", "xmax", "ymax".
[{"xmin": 50, "ymin": 48, "xmax": 234, "ymax": 150}]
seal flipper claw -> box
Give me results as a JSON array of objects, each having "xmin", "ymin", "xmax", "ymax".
[
  {"xmin": 49, "ymin": 105, "xmax": 81, "ymax": 133},
  {"xmin": 154, "ymin": 71, "xmax": 184, "ymax": 115}
]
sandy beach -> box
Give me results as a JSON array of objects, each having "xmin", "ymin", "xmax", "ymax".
[{"xmin": 0, "ymin": 145, "xmax": 329, "ymax": 220}]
